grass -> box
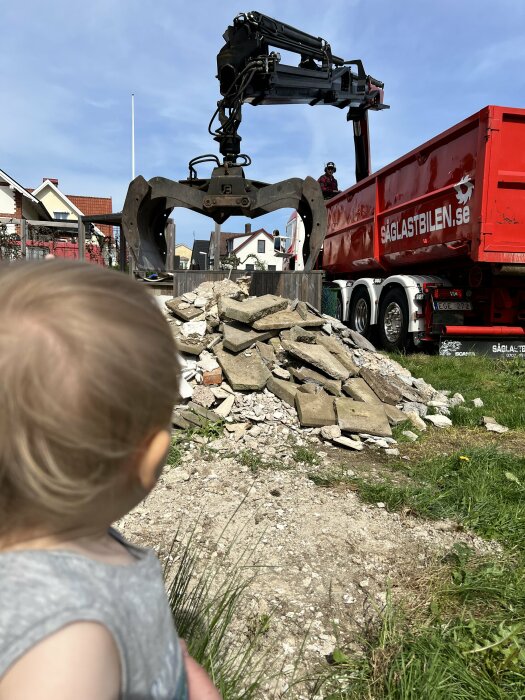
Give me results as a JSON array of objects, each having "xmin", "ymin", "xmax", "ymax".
[
  {"xmin": 390, "ymin": 354, "xmax": 525, "ymax": 429},
  {"xmin": 164, "ymin": 519, "xmax": 276, "ymax": 699},
  {"xmin": 321, "ymin": 444, "xmax": 525, "ymax": 698},
  {"xmin": 166, "ymin": 420, "xmax": 225, "ymax": 468}
]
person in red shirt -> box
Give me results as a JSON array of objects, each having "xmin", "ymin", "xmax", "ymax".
[{"xmin": 318, "ymin": 161, "xmax": 340, "ymax": 198}]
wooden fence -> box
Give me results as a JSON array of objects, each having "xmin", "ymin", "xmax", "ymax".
[{"xmin": 144, "ymin": 270, "xmax": 324, "ymax": 308}]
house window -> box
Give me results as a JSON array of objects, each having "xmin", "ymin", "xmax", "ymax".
[
  {"xmin": 54, "ymin": 212, "xmax": 69, "ymax": 220},
  {"xmin": 268, "ymin": 265, "xmax": 276, "ymax": 271},
  {"xmin": 245, "ymin": 264, "xmax": 255, "ymax": 271},
  {"xmin": 257, "ymin": 239, "xmax": 265, "ymax": 254}
]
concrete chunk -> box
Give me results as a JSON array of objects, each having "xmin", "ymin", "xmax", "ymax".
[
  {"xmin": 335, "ymin": 398, "xmax": 392, "ymax": 437},
  {"xmin": 218, "ymin": 294, "xmax": 287, "ymax": 325},
  {"xmin": 295, "ymin": 390, "xmax": 336, "ymax": 427},
  {"xmin": 360, "ymin": 368, "xmax": 422, "ymax": 405},
  {"xmin": 174, "ymin": 337, "xmax": 207, "ymax": 356},
  {"xmin": 213, "ymin": 343, "xmax": 271, "ymax": 391},
  {"xmin": 290, "ymin": 366, "xmax": 342, "ymax": 396},
  {"xmin": 166, "ymin": 297, "xmax": 203, "ymax": 321},
  {"xmin": 383, "ymin": 403, "xmax": 409, "ymax": 426},
  {"xmin": 222, "ymin": 323, "xmax": 278, "ymax": 353},
  {"xmin": 316, "ymin": 335, "xmax": 359, "ymax": 375},
  {"xmin": 253, "ymin": 310, "xmax": 324, "ymax": 331},
  {"xmin": 342, "ymin": 377, "xmax": 382, "ymax": 404},
  {"xmin": 282, "ymin": 341, "xmax": 350, "ymax": 380},
  {"xmin": 333, "ymin": 436, "xmax": 365, "ymax": 451},
  {"xmin": 266, "ymin": 377, "xmax": 299, "ymax": 407}
]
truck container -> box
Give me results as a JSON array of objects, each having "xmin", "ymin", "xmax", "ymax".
[{"xmin": 321, "ymin": 105, "xmax": 525, "ymax": 356}]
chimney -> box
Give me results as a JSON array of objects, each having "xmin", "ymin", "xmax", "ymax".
[
  {"xmin": 244, "ymin": 223, "xmax": 251, "ymax": 234},
  {"xmin": 44, "ymin": 178, "xmax": 59, "ymax": 187}
]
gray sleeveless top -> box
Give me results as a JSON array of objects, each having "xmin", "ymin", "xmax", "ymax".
[{"xmin": 0, "ymin": 530, "xmax": 187, "ymax": 699}]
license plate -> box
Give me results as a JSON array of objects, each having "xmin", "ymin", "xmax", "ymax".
[{"xmin": 434, "ymin": 301, "xmax": 472, "ymax": 311}]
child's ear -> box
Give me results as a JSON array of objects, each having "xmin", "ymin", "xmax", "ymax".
[{"xmin": 136, "ymin": 429, "xmax": 171, "ymax": 491}]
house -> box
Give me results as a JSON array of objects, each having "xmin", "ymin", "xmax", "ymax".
[
  {"xmin": 190, "ymin": 240, "xmax": 210, "ymax": 270},
  {"xmin": 0, "ymin": 170, "xmax": 115, "ymax": 264},
  {"xmin": 209, "ymin": 223, "xmax": 284, "ymax": 271},
  {"xmin": 30, "ymin": 178, "xmax": 115, "ymax": 265},
  {"xmin": 175, "ymin": 243, "xmax": 192, "ymax": 269},
  {"xmin": 30, "ymin": 178, "xmax": 113, "ymax": 239},
  {"xmin": 0, "ymin": 169, "xmax": 52, "ymax": 235}
]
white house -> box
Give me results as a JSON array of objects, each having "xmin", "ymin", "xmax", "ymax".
[{"xmin": 210, "ymin": 226, "xmax": 284, "ymax": 271}]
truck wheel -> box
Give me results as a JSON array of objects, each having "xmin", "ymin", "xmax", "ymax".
[
  {"xmin": 350, "ymin": 288, "xmax": 372, "ymax": 337},
  {"xmin": 378, "ymin": 288, "xmax": 412, "ymax": 352}
]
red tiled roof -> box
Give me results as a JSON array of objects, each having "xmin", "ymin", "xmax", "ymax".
[{"xmin": 67, "ymin": 195, "xmax": 113, "ymax": 237}]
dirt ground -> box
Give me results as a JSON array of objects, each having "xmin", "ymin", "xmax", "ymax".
[{"xmin": 117, "ymin": 428, "xmax": 499, "ymax": 696}]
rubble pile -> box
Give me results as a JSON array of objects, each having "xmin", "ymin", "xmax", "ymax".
[{"xmin": 159, "ymin": 280, "xmax": 488, "ymax": 454}]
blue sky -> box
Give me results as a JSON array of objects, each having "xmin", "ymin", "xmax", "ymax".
[{"xmin": 2, "ymin": 0, "xmax": 524, "ymax": 247}]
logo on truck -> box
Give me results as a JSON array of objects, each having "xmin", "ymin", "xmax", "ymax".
[
  {"xmin": 381, "ymin": 175, "xmax": 474, "ymax": 244},
  {"xmin": 454, "ymin": 175, "xmax": 474, "ymax": 205}
]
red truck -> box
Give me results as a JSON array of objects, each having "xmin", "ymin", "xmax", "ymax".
[{"xmin": 315, "ymin": 105, "xmax": 525, "ymax": 357}]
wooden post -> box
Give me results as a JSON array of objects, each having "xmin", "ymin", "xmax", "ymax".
[
  {"xmin": 214, "ymin": 222, "xmax": 221, "ymax": 270},
  {"xmin": 20, "ymin": 219, "xmax": 27, "ymax": 258},
  {"xmin": 78, "ymin": 217, "xmax": 85, "ymax": 261},
  {"xmin": 118, "ymin": 227, "xmax": 127, "ymax": 271},
  {"xmin": 166, "ymin": 218, "xmax": 175, "ymax": 272}
]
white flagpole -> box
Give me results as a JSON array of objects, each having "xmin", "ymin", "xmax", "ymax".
[{"xmin": 131, "ymin": 93, "xmax": 136, "ymax": 179}]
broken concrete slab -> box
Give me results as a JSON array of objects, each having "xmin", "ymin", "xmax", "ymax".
[
  {"xmin": 348, "ymin": 329, "xmax": 376, "ymax": 352},
  {"xmin": 253, "ymin": 310, "xmax": 325, "ymax": 331},
  {"xmin": 320, "ymin": 424, "xmax": 342, "ymax": 440},
  {"xmin": 171, "ymin": 411, "xmax": 192, "ymax": 429},
  {"xmin": 290, "ymin": 366, "xmax": 342, "ymax": 396},
  {"xmin": 334, "ymin": 398, "xmax": 392, "ymax": 437},
  {"xmin": 333, "ymin": 435, "xmax": 365, "ymax": 451},
  {"xmin": 191, "ymin": 386, "xmax": 215, "ymax": 408},
  {"xmin": 179, "ymin": 410, "xmax": 208, "ymax": 427},
  {"xmin": 282, "ymin": 341, "xmax": 350, "ymax": 380},
  {"xmin": 272, "ymin": 366, "xmax": 291, "ymax": 380},
  {"xmin": 405, "ymin": 411, "xmax": 427, "ymax": 431},
  {"xmin": 186, "ymin": 402, "xmax": 221, "ymax": 422},
  {"xmin": 175, "ymin": 337, "xmax": 207, "ymax": 356},
  {"xmin": 295, "ymin": 390, "xmax": 336, "ymax": 427},
  {"xmin": 166, "ymin": 297, "xmax": 203, "ymax": 321},
  {"xmin": 218, "ymin": 294, "xmax": 287, "ymax": 325},
  {"xmin": 342, "ymin": 377, "xmax": 382, "ymax": 404},
  {"xmin": 213, "ymin": 343, "xmax": 271, "ymax": 391},
  {"xmin": 214, "ymin": 394, "xmax": 235, "ymax": 418},
  {"xmin": 255, "ymin": 341, "xmax": 275, "ymax": 366},
  {"xmin": 359, "ymin": 368, "xmax": 423, "ymax": 405},
  {"xmin": 266, "ymin": 377, "xmax": 299, "ymax": 407},
  {"xmin": 222, "ymin": 322, "xmax": 278, "ymax": 353},
  {"xmin": 382, "ymin": 403, "xmax": 409, "ymax": 426},
  {"xmin": 316, "ymin": 335, "xmax": 359, "ymax": 375},
  {"xmin": 425, "ymin": 414, "xmax": 453, "ymax": 428},
  {"xmin": 288, "ymin": 326, "xmax": 318, "ymax": 343},
  {"xmin": 181, "ymin": 320, "xmax": 207, "ymax": 337}
]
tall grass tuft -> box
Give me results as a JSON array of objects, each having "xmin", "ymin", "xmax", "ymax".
[{"xmin": 163, "ymin": 516, "xmax": 277, "ymax": 699}]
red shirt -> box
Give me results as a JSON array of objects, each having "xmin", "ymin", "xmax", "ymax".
[{"xmin": 318, "ymin": 173, "xmax": 339, "ymax": 197}]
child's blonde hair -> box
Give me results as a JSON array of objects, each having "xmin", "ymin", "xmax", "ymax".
[{"xmin": 0, "ymin": 260, "xmax": 181, "ymax": 534}]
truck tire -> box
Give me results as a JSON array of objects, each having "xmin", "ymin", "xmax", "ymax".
[
  {"xmin": 378, "ymin": 288, "xmax": 412, "ymax": 352},
  {"xmin": 350, "ymin": 288, "xmax": 372, "ymax": 338}
]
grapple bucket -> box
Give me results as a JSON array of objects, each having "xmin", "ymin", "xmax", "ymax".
[{"xmin": 121, "ymin": 166, "xmax": 327, "ymax": 272}]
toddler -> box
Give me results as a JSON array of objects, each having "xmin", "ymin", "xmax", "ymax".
[{"xmin": 0, "ymin": 260, "xmax": 220, "ymax": 699}]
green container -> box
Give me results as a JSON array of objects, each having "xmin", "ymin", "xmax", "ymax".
[{"xmin": 321, "ymin": 286, "xmax": 339, "ymax": 318}]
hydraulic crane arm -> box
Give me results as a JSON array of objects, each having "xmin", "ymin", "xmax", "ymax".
[
  {"xmin": 214, "ymin": 10, "xmax": 388, "ymax": 180},
  {"xmin": 121, "ymin": 12, "xmax": 387, "ymax": 272}
]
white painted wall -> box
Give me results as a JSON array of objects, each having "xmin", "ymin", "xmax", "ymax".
[
  {"xmin": 0, "ymin": 186, "xmax": 16, "ymax": 234},
  {"xmin": 0, "ymin": 186, "xmax": 15, "ymax": 215},
  {"xmin": 233, "ymin": 233, "xmax": 283, "ymax": 271}
]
